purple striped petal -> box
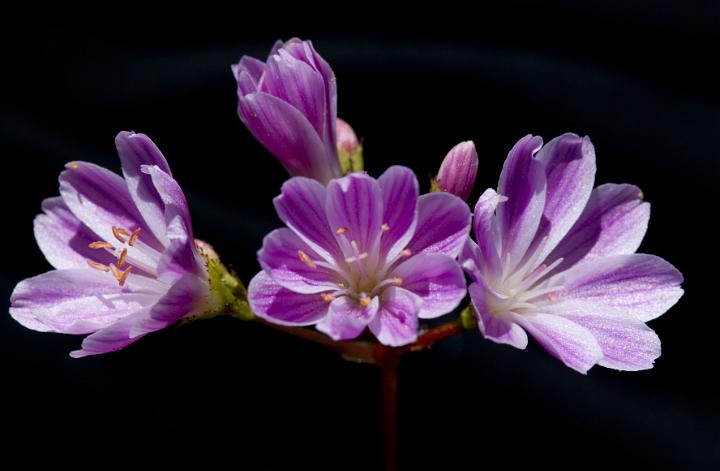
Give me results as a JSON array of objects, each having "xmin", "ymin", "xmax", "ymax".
[
  {"xmin": 529, "ymin": 133, "xmax": 596, "ymax": 263},
  {"xmin": 378, "ymin": 166, "xmax": 419, "ymax": 260},
  {"xmin": 393, "ymin": 254, "xmax": 466, "ymax": 319},
  {"xmin": 512, "ymin": 313, "xmax": 603, "ymax": 374},
  {"xmin": 237, "ymin": 92, "xmax": 340, "ymax": 183},
  {"xmin": 59, "ymin": 161, "xmax": 163, "ymax": 250},
  {"xmin": 496, "ymin": 135, "xmax": 546, "ymax": 268},
  {"xmin": 468, "ymin": 283, "xmax": 528, "ymax": 348},
  {"xmin": 406, "ymin": 192, "xmax": 471, "ymax": 258},
  {"xmin": 248, "ymin": 271, "xmax": 330, "ymax": 326},
  {"xmin": 258, "ymin": 228, "xmax": 340, "ymax": 294},
  {"xmin": 232, "ymin": 56, "xmax": 267, "ymax": 94},
  {"xmin": 545, "ymin": 254, "xmax": 684, "ymax": 322},
  {"xmin": 34, "ymin": 197, "xmax": 115, "ymax": 270},
  {"xmin": 369, "ymin": 287, "xmax": 421, "ymax": 346},
  {"xmin": 325, "ymin": 173, "xmax": 383, "ymax": 254},
  {"xmin": 10, "ymin": 269, "xmax": 159, "ymax": 334},
  {"xmin": 316, "ymin": 295, "xmax": 378, "ymax": 341},
  {"xmin": 560, "ymin": 311, "xmax": 661, "ymax": 371},
  {"xmin": 471, "ymin": 188, "xmax": 505, "ymax": 279},
  {"xmin": 69, "ymin": 308, "xmax": 151, "ymax": 358},
  {"xmin": 274, "ymin": 177, "xmax": 341, "ymax": 263},
  {"xmin": 115, "ymin": 131, "xmax": 171, "ymax": 246},
  {"xmin": 547, "ymin": 183, "xmax": 650, "ymax": 273}
]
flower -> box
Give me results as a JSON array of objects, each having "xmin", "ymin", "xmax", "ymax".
[
  {"xmin": 233, "ymin": 38, "xmax": 342, "ymax": 184},
  {"xmin": 433, "ymin": 140, "xmax": 479, "ymax": 201},
  {"xmin": 460, "ymin": 133, "xmax": 683, "ymax": 373},
  {"xmin": 248, "ymin": 167, "xmax": 471, "ymax": 346},
  {"xmin": 336, "ymin": 118, "xmax": 364, "ymax": 174},
  {"xmin": 10, "ymin": 131, "xmax": 231, "ymax": 357}
]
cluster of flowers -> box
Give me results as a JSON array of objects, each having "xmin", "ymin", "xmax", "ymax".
[{"xmin": 10, "ymin": 39, "xmax": 683, "ymax": 373}]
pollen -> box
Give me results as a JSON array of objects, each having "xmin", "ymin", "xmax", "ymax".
[
  {"xmin": 298, "ymin": 250, "xmax": 317, "ymax": 269},
  {"xmin": 359, "ymin": 294, "xmax": 372, "ymax": 306},
  {"xmin": 400, "ymin": 248, "xmax": 412, "ymax": 257},
  {"xmin": 336, "ymin": 227, "xmax": 348, "ymax": 235},
  {"xmin": 69, "ymin": 162, "xmax": 78, "ymax": 169},
  {"xmin": 128, "ymin": 228, "xmax": 141, "ymax": 246},
  {"xmin": 117, "ymin": 248, "xmax": 128, "ymax": 268},
  {"xmin": 321, "ymin": 293, "xmax": 333, "ymax": 302},
  {"xmin": 381, "ymin": 223, "xmax": 390, "ymax": 232},
  {"xmin": 88, "ymin": 241, "xmax": 115, "ymax": 250},
  {"xmin": 86, "ymin": 259, "xmax": 109, "ymax": 272},
  {"xmin": 112, "ymin": 226, "xmax": 131, "ymax": 243},
  {"xmin": 393, "ymin": 277, "xmax": 403, "ymax": 286}
]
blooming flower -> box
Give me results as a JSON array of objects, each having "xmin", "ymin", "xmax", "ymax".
[
  {"xmin": 10, "ymin": 132, "xmax": 230, "ymax": 357},
  {"xmin": 248, "ymin": 167, "xmax": 470, "ymax": 346},
  {"xmin": 461, "ymin": 133, "xmax": 683, "ymax": 373},
  {"xmin": 433, "ymin": 140, "xmax": 479, "ymax": 201},
  {"xmin": 233, "ymin": 38, "xmax": 342, "ymax": 184}
]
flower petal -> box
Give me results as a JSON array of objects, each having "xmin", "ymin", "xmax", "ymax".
[
  {"xmin": 512, "ymin": 313, "xmax": 603, "ymax": 374},
  {"xmin": 393, "ymin": 254, "xmax": 466, "ymax": 319},
  {"xmin": 471, "ymin": 188, "xmax": 505, "ymax": 279},
  {"xmin": 69, "ymin": 308, "xmax": 151, "ymax": 358},
  {"xmin": 547, "ymin": 183, "xmax": 650, "ymax": 273},
  {"xmin": 468, "ymin": 282, "xmax": 528, "ymax": 349},
  {"xmin": 496, "ymin": 135, "xmax": 546, "ymax": 268},
  {"xmin": 248, "ymin": 271, "xmax": 330, "ymax": 326},
  {"xmin": 232, "ymin": 56, "xmax": 267, "ymax": 95},
  {"xmin": 317, "ymin": 295, "xmax": 379, "ymax": 341},
  {"xmin": 378, "ymin": 166, "xmax": 419, "ymax": 260},
  {"xmin": 34, "ymin": 197, "xmax": 116, "ymax": 270},
  {"xmin": 258, "ymin": 228, "xmax": 340, "ymax": 294},
  {"xmin": 529, "ymin": 133, "xmax": 596, "ymax": 263},
  {"xmin": 59, "ymin": 161, "xmax": 163, "ymax": 251},
  {"xmin": 10, "ymin": 269, "xmax": 160, "ymax": 334},
  {"xmin": 369, "ymin": 287, "xmax": 421, "ymax": 346},
  {"xmin": 406, "ymin": 192, "xmax": 471, "ymax": 258},
  {"xmin": 274, "ymin": 177, "xmax": 341, "ymax": 263},
  {"xmin": 115, "ymin": 131, "xmax": 172, "ymax": 246},
  {"xmin": 325, "ymin": 173, "xmax": 383, "ymax": 254},
  {"xmin": 546, "ymin": 254, "xmax": 684, "ymax": 322},
  {"xmin": 560, "ymin": 312, "xmax": 661, "ymax": 371},
  {"xmin": 237, "ymin": 92, "xmax": 340, "ymax": 183}
]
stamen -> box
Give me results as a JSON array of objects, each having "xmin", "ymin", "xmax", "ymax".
[
  {"xmin": 86, "ymin": 259, "xmax": 109, "ymax": 272},
  {"xmin": 88, "ymin": 241, "xmax": 115, "ymax": 250},
  {"xmin": 359, "ymin": 293, "xmax": 371, "ymax": 306},
  {"xmin": 109, "ymin": 263, "xmax": 132, "ymax": 287},
  {"xmin": 128, "ymin": 228, "xmax": 141, "ymax": 246},
  {"xmin": 112, "ymin": 226, "xmax": 131, "ymax": 243},
  {"xmin": 336, "ymin": 227, "xmax": 348, "ymax": 235},
  {"xmin": 321, "ymin": 293, "xmax": 334, "ymax": 302},
  {"xmin": 298, "ymin": 250, "xmax": 317, "ymax": 269},
  {"xmin": 381, "ymin": 223, "xmax": 390, "ymax": 232},
  {"xmin": 393, "ymin": 277, "xmax": 403, "ymax": 286},
  {"xmin": 117, "ymin": 248, "xmax": 128, "ymax": 268}
]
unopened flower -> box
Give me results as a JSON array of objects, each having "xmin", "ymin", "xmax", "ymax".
[
  {"xmin": 336, "ymin": 118, "xmax": 363, "ymax": 174},
  {"xmin": 248, "ymin": 167, "xmax": 470, "ymax": 346},
  {"xmin": 233, "ymin": 38, "xmax": 341, "ymax": 184},
  {"xmin": 10, "ymin": 132, "xmax": 238, "ymax": 357},
  {"xmin": 432, "ymin": 141, "xmax": 478, "ymax": 202},
  {"xmin": 461, "ymin": 133, "xmax": 683, "ymax": 373}
]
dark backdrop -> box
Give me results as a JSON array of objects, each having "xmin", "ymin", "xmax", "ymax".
[{"xmin": 2, "ymin": 5, "xmax": 719, "ymax": 470}]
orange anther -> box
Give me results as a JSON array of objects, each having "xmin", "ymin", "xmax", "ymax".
[
  {"xmin": 117, "ymin": 248, "xmax": 128, "ymax": 268},
  {"xmin": 335, "ymin": 227, "xmax": 348, "ymax": 235},
  {"xmin": 112, "ymin": 226, "xmax": 130, "ymax": 243},
  {"xmin": 88, "ymin": 241, "xmax": 115, "ymax": 250},
  {"xmin": 393, "ymin": 277, "xmax": 403, "ymax": 286},
  {"xmin": 117, "ymin": 266, "xmax": 132, "ymax": 287},
  {"xmin": 86, "ymin": 259, "xmax": 109, "ymax": 272},
  {"xmin": 400, "ymin": 248, "xmax": 412, "ymax": 257},
  {"xmin": 128, "ymin": 228, "xmax": 141, "ymax": 246},
  {"xmin": 321, "ymin": 293, "xmax": 334, "ymax": 302},
  {"xmin": 381, "ymin": 223, "xmax": 390, "ymax": 232},
  {"xmin": 298, "ymin": 250, "xmax": 317, "ymax": 269}
]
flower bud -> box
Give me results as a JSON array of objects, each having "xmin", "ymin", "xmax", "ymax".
[
  {"xmin": 336, "ymin": 118, "xmax": 364, "ymax": 174},
  {"xmin": 433, "ymin": 141, "xmax": 478, "ymax": 201}
]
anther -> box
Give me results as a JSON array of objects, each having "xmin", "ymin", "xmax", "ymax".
[
  {"xmin": 69, "ymin": 162, "xmax": 78, "ymax": 169},
  {"xmin": 637, "ymin": 190, "xmax": 644, "ymax": 199},
  {"xmin": 336, "ymin": 227, "xmax": 348, "ymax": 235},
  {"xmin": 359, "ymin": 293, "xmax": 371, "ymax": 307},
  {"xmin": 400, "ymin": 248, "xmax": 412, "ymax": 257},
  {"xmin": 298, "ymin": 250, "xmax": 317, "ymax": 269},
  {"xmin": 88, "ymin": 241, "xmax": 115, "ymax": 250},
  {"xmin": 393, "ymin": 277, "xmax": 403, "ymax": 286},
  {"xmin": 321, "ymin": 293, "xmax": 334, "ymax": 302},
  {"xmin": 381, "ymin": 223, "xmax": 390, "ymax": 232},
  {"xmin": 112, "ymin": 226, "xmax": 131, "ymax": 243},
  {"xmin": 117, "ymin": 248, "xmax": 128, "ymax": 268},
  {"xmin": 547, "ymin": 293, "xmax": 558, "ymax": 302},
  {"xmin": 109, "ymin": 263, "xmax": 132, "ymax": 287},
  {"xmin": 86, "ymin": 259, "xmax": 109, "ymax": 272},
  {"xmin": 128, "ymin": 228, "xmax": 141, "ymax": 246}
]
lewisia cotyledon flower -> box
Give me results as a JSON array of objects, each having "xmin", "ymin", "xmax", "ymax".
[
  {"xmin": 233, "ymin": 38, "xmax": 342, "ymax": 184},
  {"xmin": 434, "ymin": 140, "xmax": 479, "ymax": 202},
  {"xmin": 10, "ymin": 132, "xmax": 227, "ymax": 357},
  {"xmin": 248, "ymin": 167, "xmax": 471, "ymax": 346},
  {"xmin": 461, "ymin": 133, "xmax": 683, "ymax": 373}
]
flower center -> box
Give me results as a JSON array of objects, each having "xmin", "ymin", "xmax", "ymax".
[{"xmin": 85, "ymin": 226, "xmax": 162, "ymax": 286}]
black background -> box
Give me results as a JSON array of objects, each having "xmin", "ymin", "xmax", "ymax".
[{"xmin": 2, "ymin": 4, "xmax": 719, "ymax": 469}]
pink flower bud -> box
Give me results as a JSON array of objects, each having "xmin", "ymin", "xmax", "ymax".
[
  {"xmin": 336, "ymin": 118, "xmax": 360, "ymax": 154},
  {"xmin": 436, "ymin": 141, "xmax": 478, "ymax": 201}
]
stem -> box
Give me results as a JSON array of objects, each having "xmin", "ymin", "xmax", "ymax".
[{"xmin": 378, "ymin": 346, "xmax": 399, "ymax": 471}]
